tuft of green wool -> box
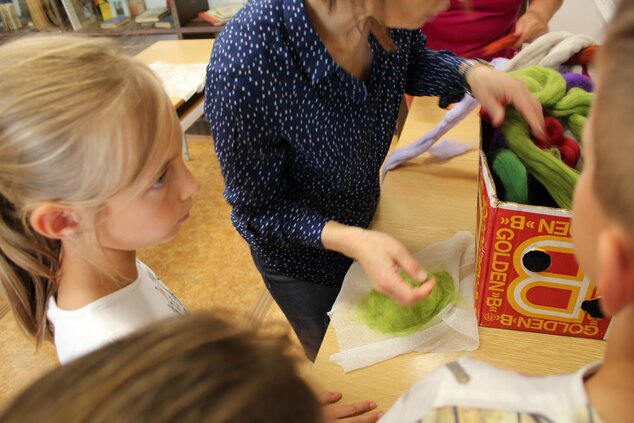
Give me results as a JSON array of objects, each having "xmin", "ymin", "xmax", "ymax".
[
  {"xmin": 500, "ymin": 65, "xmax": 589, "ymax": 208},
  {"xmin": 568, "ymin": 114, "xmax": 587, "ymax": 142},
  {"xmin": 546, "ymin": 147, "xmax": 562, "ymax": 160},
  {"xmin": 509, "ymin": 66, "xmax": 567, "ymax": 107},
  {"xmin": 492, "ymin": 150, "xmax": 529, "ymax": 203},
  {"xmin": 357, "ymin": 271, "xmax": 457, "ymax": 336},
  {"xmin": 509, "ymin": 67, "xmax": 592, "ymax": 144},
  {"xmin": 502, "ymin": 108, "xmax": 579, "ymax": 209},
  {"xmin": 550, "ymin": 87, "xmax": 593, "ymax": 117}
]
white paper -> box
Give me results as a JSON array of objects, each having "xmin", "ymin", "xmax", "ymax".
[
  {"xmin": 329, "ymin": 232, "xmax": 479, "ymax": 372},
  {"xmin": 148, "ymin": 61, "xmax": 207, "ymax": 102},
  {"xmin": 144, "ymin": 0, "xmax": 167, "ymax": 8}
]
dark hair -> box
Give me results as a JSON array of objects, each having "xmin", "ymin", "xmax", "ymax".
[{"xmin": 0, "ymin": 313, "xmax": 325, "ymax": 423}]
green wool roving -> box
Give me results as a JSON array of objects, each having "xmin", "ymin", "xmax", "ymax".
[
  {"xmin": 547, "ymin": 147, "xmax": 562, "ymax": 160},
  {"xmin": 568, "ymin": 114, "xmax": 587, "ymax": 142},
  {"xmin": 492, "ymin": 150, "xmax": 529, "ymax": 204},
  {"xmin": 509, "ymin": 66, "xmax": 567, "ymax": 107},
  {"xmin": 502, "ymin": 109, "xmax": 579, "ymax": 209},
  {"xmin": 550, "ymin": 87, "xmax": 593, "ymax": 142},
  {"xmin": 502, "ymin": 66, "xmax": 584, "ymax": 209},
  {"xmin": 357, "ymin": 271, "xmax": 457, "ymax": 336},
  {"xmin": 551, "ymin": 87, "xmax": 593, "ymax": 117}
]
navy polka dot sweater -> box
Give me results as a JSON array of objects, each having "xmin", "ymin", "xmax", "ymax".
[{"xmin": 205, "ymin": 0, "xmax": 467, "ymax": 287}]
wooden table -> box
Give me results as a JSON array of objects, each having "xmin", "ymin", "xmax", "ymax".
[
  {"xmin": 307, "ymin": 96, "xmax": 606, "ymax": 411},
  {"xmin": 135, "ymin": 39, "xmax": 214, "ymax": 160}
]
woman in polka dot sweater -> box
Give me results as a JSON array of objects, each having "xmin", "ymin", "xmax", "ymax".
[{"xmin": 205, "ymin": 0, "xmax": 545, "ymax": 360}]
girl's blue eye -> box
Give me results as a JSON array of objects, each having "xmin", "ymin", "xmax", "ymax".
[{"xmin": 152, "ymin": 172, "xmax": 167, "ymax": 189}]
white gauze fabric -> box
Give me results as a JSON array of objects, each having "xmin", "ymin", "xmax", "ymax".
[{"xmin": 329, "ymin": 231, "xmax": 479, "ymax": 372}]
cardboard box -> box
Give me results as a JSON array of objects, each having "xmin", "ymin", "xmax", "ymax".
[{"xmin": 475, "ymin": 143, "xmax": 611, "ymax": 340}]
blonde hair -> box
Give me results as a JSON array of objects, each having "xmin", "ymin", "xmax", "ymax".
[
  {"xmin": 592, "ymin": 0, "xmax": 634, "ymax": 233},
  {"xmin": 0, "ymin": 35, "xmax": 177, "ymax": 344},
  {"xmin": 0, "ymin": 313, "xmax": 324, "ymax": 423}
]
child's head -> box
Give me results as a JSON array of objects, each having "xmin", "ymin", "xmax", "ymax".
[
  {"xmin": 572, "ymin": 0, "xmax": 634, "ymax": 317},
  {"xmin": 0, "ymin": 35, "xmax": 199, "ymax": 342},
  {"xmin": 0, "ymin": 313, "xmax": 324, "ymax": 423}
]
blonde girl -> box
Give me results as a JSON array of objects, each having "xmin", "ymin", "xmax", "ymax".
[{"xmin": 0, "ymin": 35, "xmax": 200, "ymax": 364}]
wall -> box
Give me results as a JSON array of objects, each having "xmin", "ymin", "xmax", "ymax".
[{"xmin": 548, "ymin": 0, "xmax": 614, "ymax": 41}]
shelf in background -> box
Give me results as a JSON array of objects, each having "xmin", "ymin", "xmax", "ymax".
[
  {"xmin": 0, "ymin": 27, "xmax": 60, "ymax": 39},
  {"xmin": 0, "ymin": 0, "xmax": 227, "ymax": 40},
  {"xmin": 1, "ymin": 24, "xmax": 223, "ymax": 39}
]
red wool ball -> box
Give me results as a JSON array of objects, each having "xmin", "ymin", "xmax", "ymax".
[
  {"xmin": 558, "ymin": 137, "xmax": 581, "ymax": 168},
  {"xmin": 544, "ymin": 117, "xmax": 564, "ymax": 146},
  {"xmin": 479, "ymin": 108, "xmax": 492, "ymax": 125}
]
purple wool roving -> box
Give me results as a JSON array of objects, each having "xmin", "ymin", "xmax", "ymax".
[{"xmin": 563, "ymin": 73, "xmax": 594, "ymax": 92}]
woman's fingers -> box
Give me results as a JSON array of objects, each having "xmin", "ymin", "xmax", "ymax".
[
  {"xmin": 320, "ymin": 393, "xmax": 382, "ymax": 422},
  {"xmin": 479, "ymin": 91, "xmax": 505, "ymax": 127},
  {"xmin": 470, "ymin": 66, "xmax": 545, "ymax": 139},
  {"xmin": 394, "ymin": 244, "xmax": 427, "ymax": 282},
  {"xmin": 318, "ymin": 391, "xmax": 343, "ymax": 405},
  {"xmin": 514, "ymin": 11, "xmax": 549, "ymax": 46},
  {"xmin": 351, "ymin": 229, "xmax": 436, "ymax": 306},
  {"xmin": 337, "ymin": 411, "xmax": 383, "ymax": 423},
  {"xmin": 325, "ymin": 400, "xmax": 378, "ymax": 420},
  {"xmin": 379, "ymin": 271, "xmax": 436, "ymax": 306},
  {"xmin": 508, "ymin": 84, "xmax": 545, "ymax": 139},
  {"xmin": 371, "ymin": 251, "xmax": 435, "ymax": 306}
]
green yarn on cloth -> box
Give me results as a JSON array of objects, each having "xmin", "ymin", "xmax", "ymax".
[{"xmin": 357, "ymin": 271, "xmax": 457, "ymax": 337}]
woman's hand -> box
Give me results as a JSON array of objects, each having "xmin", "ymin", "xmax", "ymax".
[
  {"xmin": 319, "ymin": 391, "xmax": 383, "ymax": 422},
  {"xmin": 514, "ymin": 10, "xmax": 549, "ymax": 46},
  {"xmin": 322, "ymin": 222, "xmax": 435, "ymax": 306},
  {"xmin": 466, "ymin": 64, "xmax": 545, "ymax": 140},
  {"xmin": 514, "ymin": 0, "xmax": 563, "ymax": 47}
]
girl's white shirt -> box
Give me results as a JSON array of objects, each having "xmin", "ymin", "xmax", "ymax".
[{"xmin": 47, "ymin": 260, "xmax": 186, "ymax": 364}]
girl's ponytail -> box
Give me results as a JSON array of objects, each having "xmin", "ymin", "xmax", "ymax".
[{"xmin": 0, "ymin": 194, "xmax": 59, "ymax": 343}]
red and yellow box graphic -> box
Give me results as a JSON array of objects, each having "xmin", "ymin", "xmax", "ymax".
[{"xmin": 475, "ymin": 152, "xmax": 611, "ymax": 339}]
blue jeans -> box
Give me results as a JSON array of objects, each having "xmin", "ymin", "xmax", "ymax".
[{"xmin": 250, "ymin": 250, "xmax": 341, "ymax": 361}]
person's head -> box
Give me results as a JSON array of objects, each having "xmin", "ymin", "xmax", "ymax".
[
  {"xmin": 366, "ymin": 0, "xmax": 450, "ymax": 30},
  {"xmin": 0, "ymin": 35, "xmax": 199, "ymax": 343},
  {"xmin": 321, "ymin": 0, "xmax": 453, "ymax": 51},
  {"xmin": 572, "ymin": 0, "xmax": 634, "ymax": 318},
  {"xmin": 0, "ymin": 313, "xmax": 324, "ymax": 423}
]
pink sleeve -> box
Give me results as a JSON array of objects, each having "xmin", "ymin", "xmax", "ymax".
[{"xmin": 422, "ymin": 0, "xmax": 523, "ymax": 60}]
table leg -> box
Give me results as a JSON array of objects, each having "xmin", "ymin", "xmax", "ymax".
[{"xmin": 182, "ymin": 133, "xmax": 190, "ymax": 161}]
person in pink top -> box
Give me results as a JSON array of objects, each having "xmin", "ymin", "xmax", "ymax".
[{"xmin": 423, "ymin": 0, "xmax": 564, "ymax": 61}]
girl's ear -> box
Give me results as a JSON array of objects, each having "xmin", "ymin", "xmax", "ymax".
[
  {"xmin": 29, "ymin": 204, "xmax": 81, "ymax": 240},
  {"xmin": 596, "ymin": 228, "xmax": 634, "ymax": 317}
]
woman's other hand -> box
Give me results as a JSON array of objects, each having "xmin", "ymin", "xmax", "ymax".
[
  {"xmin": 514, "ymin": 10, "xmax": 549, "ymax": 46},
  {"xmin": 319, "ymin": 391, "xmax": 383, "ymax": 422},
  {"xmin": 322, "ymin": 222, "xmax": 435, "ymax": 306},
  {"xmin": 467, "ymin": 64, "xmax": 545, "ymax": 140},
  {"xmin": 514, "ymin": 0, "xmax": 564, "ymax": 47}
]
